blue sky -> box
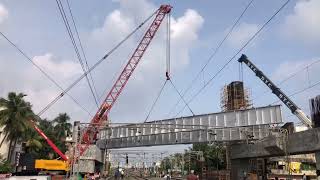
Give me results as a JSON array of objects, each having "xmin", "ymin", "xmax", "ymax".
[{"xmin": 0, "ymin": 0, "xmax": 320, "ymax": 132}]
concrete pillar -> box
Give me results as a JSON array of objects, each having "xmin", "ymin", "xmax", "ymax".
[
  {"xmin": 73, "ymin": 121, "xmax": 80, "ymax": 143},
  {"xmin": 230, "ymin": 158, "xmax": 250, "ymax": 180},
  {"xmin": 226, "ymin": 144, "xmax": 231, "ymax": 170}
]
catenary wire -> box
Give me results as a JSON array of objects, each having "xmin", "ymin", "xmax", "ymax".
[
  {"xmin": 166, "ymin": 0, "xmax": 255, "ymax": 117},
  {"xmin": 174, "ymin": 0, "xmax": 291, "ymax": 117},
  {"xmin": 37, "ymin": 9, "xmax": 158, "ymax": 116},
  {"xmin": 55, "ymin": 0, "xmax": 99, "ymax": 107},
  {"xmin": 0, "ymin": 31, "xmax": 92, "ymax": 117}
]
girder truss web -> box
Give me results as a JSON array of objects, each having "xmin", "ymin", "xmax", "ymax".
[{"xmin": 95, "ymin": 105, "xmax": 282, "ymax": 149}]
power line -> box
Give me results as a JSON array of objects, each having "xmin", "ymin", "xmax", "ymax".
[
  {"xmin": 166, "ymin": 0, "xmax": 255, "ymax": 117},
  {"xmin": 270, "ymin": 79, "xmax": 320, "ymax": 105},
  {"xmin": 66, "ymin": 0, "xmax": 100, "ymax": 105},
  {"xmin": 55, "ymin": 0, "xmax": 99, "ymax": 108},
  {"xmin": 0, "ymin": 31, "xmax": 92, "ymax": 117},
  {"xmin": 174, "ymin": 0, "xmax": 291, "ymax": 117},
  {"xmin": 37, "ymin": 9, "xmax": 158, "ymax": 116},
  {"xmin": 251, "ymin": 58, "xmax": 320, "ymax": 102}
]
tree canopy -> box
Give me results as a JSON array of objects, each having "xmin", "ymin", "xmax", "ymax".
[
  {"xmin": 160, "ymin": 143, "xmax": 226, "ymax": 175},
  {"xmin": 0, "ymin": 92, "xmax": 73, "ymax": 167}
]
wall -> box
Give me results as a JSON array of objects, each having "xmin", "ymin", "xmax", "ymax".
[{"xmin": 0, "ymin": 126, "xmax": 10, "ymax": 159}]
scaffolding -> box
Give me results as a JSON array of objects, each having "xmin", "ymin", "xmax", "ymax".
[{"xmin": 220, "ymin": 81, "xmax": 252, "ymax": 111}]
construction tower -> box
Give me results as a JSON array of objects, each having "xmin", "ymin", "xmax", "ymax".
[{"xmin": 220, "ymin": 81, "xmax": 252, "ymax": 111}]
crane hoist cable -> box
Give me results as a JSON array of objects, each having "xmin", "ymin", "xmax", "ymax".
[
  {"xmin": 76, "ymin": 5, "xmax": 172, "ymax": 160},
  {"xmin": 166, "ymin": 11, "xmax": 171, "ymax": 79},
  {"xmin": 174, "ymin": 0, "xmax": 291, "ymax": 117},
  {"xmin": 55, "ymin": 0, "xmax": 99, "ymax": 108},
  {"xmin": 37, "ymin": 9, "xmax": 159, "ymax": 116},
  {"xmin": 144, "ymin": 11, "xmax": 172, "ymax": 123},
  {"xmin": 166, "ymin": 0, "xmax": 255, "ymax": 118}
]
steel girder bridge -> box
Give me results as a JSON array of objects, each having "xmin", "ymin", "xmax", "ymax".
[{"xmin": 94, "ymin": 105, "xmax": 283, "ymax": 149}]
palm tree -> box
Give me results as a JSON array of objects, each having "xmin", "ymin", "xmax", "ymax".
[
  {"xmin": 53, "ymin": 113, "xmax": 72, "ymax": 140},
  {"xmin": 21, "ymin": 128, "xmax": 42, "ymax": 155},
  {"xmin": 0, "ymin": 92, "xmax": 35, "ymax": 161}
]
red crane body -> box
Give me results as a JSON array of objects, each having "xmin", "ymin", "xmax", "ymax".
[
  {"xmin": 30, "ymin": 120, "xmax": 68, "ymax": 161},
  {"xmin": 79, "ymin": 5, "xmax": 172, "ymax": 155}
]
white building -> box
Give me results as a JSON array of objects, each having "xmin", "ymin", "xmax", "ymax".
[{"xmin": 0, "ymin": 126, "xmax": 10, "ymax": 159}]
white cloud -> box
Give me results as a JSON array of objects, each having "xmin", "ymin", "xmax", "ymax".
[
  {"xmin": 0, "ymin": 3, "xmax": 8, "ymax": 24},
  {"xmin": 283, "ymin": 0, "xmax": 320, "ymax": 43},
  {"xmin": 0, "ymin": 53, "xmax": 85, "ymax": 120},
  {"xmin": 92, "ymin": 10, "xmax": 134, "ymax": 44},
  {"xmin": 268, "ymin": 58, "xmax": 320, "ymax": 124},
  {"xmin": 227, "ymin": 22, "xmax": 258, "ymax": 47},
  {"xmin": 272, "ymin": 60, "xmax": 310, "ymax": 82},
  {"xmin": 171, "ymin": 9, "xmax": 204, "ymax": 42},
  {"xmin": 92, "ymin": 2, "xmax": 203, "ymax": 69},
  {"xmin": 1, "ymin": 0, "xmax": 204, "ymax": 124},
  {"xmin": 170, "ymin": 9, "xmax": 204, "ymax": 66},
  {"xmin": 32, "ymin": 53, "xmax": 82, "ymax": 80}
]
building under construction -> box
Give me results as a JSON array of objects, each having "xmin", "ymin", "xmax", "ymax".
[{"xmin": 220, "ymin": 81, "xmax": 252, "ymax": 111}]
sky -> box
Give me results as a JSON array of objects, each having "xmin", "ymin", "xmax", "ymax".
[{"xmin": 0, "ymin": 0, "xmax": 320, "ymax": 154}]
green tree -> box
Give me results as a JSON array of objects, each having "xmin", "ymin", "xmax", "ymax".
[
  {"xmin": 31, "ymin": 114, "xmax": 73, "ymax": 159},
  {"xmin": 53, "ymin": 113, "xmax": 72, "ymax": 140},
  {"xmin": 191, "ymin": 143, "xmax": 226, "ymax": 170},
  {"xmin": 0, "ymin": 154, "xmax": 12, "ymax": 173},
  {"xmin": 0, "ymin": 92, "xmax": 35, "ymax": 161},
  {"xmin": 21, "ymin": 128, "xmax": 42, "ymax": 155},
  {"xmin": 161, "ymin": 157, "xmax": 171, "ymax": 171},
  {"xmin": 36, "ymin": 118, "xmax": 60, "ymax": 159}
]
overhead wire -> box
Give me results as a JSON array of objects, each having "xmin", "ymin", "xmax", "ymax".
[
  {"xmin": 37, "ymin": 9, "xmax": 159, "ymax": 116},
  {"xmin": 270, "ymin": 78, "xmax": 320, "ymax": 105},
  {"xmin": 66, "ymin": 0, "xmax": 100, "ymax": 105},
  {"xmin": 166, "ymin": 0, "xmax": 255, "ymax": 117},
  {"xmin": 0, "ymin": 31, "xmax": 92, "ymax": 117},
  {"xmin": 55, "ymin": 0, "xmax": 99, "ymax": 108},
  {"xmin": 174, "ymin": 0, "xmax": 291, "ymax": 117},
  {"xmin": 251, "ymin": 58, "xmax": 320, "ymax": 102}
]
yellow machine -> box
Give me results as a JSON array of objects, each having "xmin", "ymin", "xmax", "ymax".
[{"xmin": 35, "ymin": 159, "xmax": 69, "ymax": 171}]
